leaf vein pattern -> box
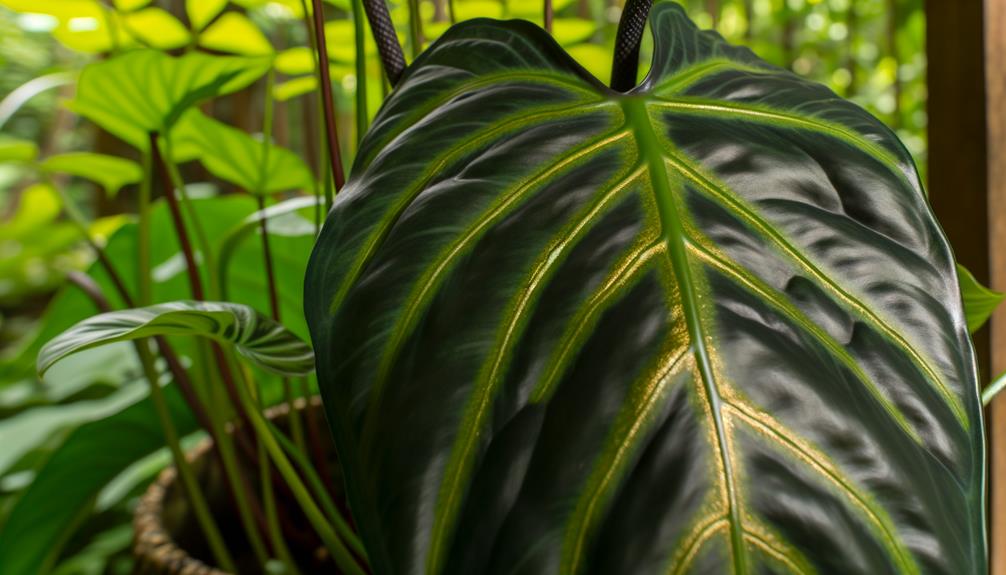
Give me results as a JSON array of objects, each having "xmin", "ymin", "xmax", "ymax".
[
  {"xmin": 659, "ymin": 151, "xmax": 966, "ymax": 427},
  {"xmin": 327, "ymin": 103, "xmax": 618, "ymax": 316},
  {"xmin": 683, "ymin": 236, "xmax": 923, "ymax": 444}
]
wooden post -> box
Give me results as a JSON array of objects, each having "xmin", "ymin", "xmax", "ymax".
[
  {"xmin": 987, "ymin": 0, "xmax": 1006, "ymax": 572},
  {"xmin": 926, "ymin": 0, "xmax": 992, "ymax": 566}
]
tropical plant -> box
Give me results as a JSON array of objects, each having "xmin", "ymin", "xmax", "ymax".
[
  {"xmin": 304, "ymin": 1, "xmax": 996, "ymax": 574},
  {"xmin": 0, "ymin": 0, "xmax": 998, "ymax": 574}
]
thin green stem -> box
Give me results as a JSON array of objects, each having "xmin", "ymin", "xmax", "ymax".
[
  {"xmin": 407, "ymin": 0, "xmax": 424, "ymax": 58},
  {"xmin": 269, "ymin": 418, "xmax": 366, "ymax": 558},
  {"xmin": 234, "ymin": 355, "xmax": 301, "ymax": 575},
  {"xmin": 299, "ymin": 0, "xmax": 326, "ymax": 234},
  {"xmin": 208, "ymin": 386, "xmax": 272, "ymax": 566},
  {"xmin": 136, "ymin": 342, "xmax": 236, "ymax": 572},
  {"xmin": 257, "ymin": 71, "xmax": 308, "ymax": 464},
  {"xmin": 232, "ymin": 359, "xmax": 367, "ymax": 575},
  {"xmin": 984, "ymin": 372, "xmax": 1006, "ymax": 405},
  {"xmin": 258, "ymin": 438, "xmax": 301, "ymax": 574},
  {"xmin": 352, "ymin": 0, "xmax": 370, "ymax": 145},
  {"xmin": 138, "ymin": 147, "xmax": 153, "ymax": 306},
  {"xmin": 300, "ymin": 377, "xmax": 336, "ymax": 496}
]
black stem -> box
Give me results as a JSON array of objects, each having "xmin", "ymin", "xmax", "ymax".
[
  {"xmin": 361, "ymin": 0, "xmax": 407, "ymax": 85},
  {"xmin": 610, "ymin": 0, "xmax": 654, "ymax": 92}
]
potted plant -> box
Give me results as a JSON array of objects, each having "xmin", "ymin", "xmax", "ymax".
[{"xmin": 2, "ymin": 0, "xmax": 1004, "ymax": 573}]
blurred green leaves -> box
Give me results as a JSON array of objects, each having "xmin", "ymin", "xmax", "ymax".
[
  {"xmin": 39, "ymin": 153, "xmax": 142, "ymax": 196},
  {"xmin": 0, "ymin": 184, "xmax": 89, "ymax": 306},
  {"xmin": 0, "ymin": 137, "xmax": 38, "ymax": 163}
]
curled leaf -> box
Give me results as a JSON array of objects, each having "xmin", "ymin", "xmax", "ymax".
[{"xmin": 39, "ymin": 301, "xmax": 314, "ymax": 377}]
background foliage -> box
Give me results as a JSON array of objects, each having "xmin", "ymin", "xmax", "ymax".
[{"xmin": 0, "ymin": 0, "xmax": 927, "ymax": 573}]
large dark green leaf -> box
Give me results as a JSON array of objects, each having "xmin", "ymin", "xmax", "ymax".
[{"xmin": 305, "ymin": 4, "xmax": 984, "ymax": 574}]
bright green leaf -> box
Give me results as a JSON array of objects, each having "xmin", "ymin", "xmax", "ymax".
[
  {"xmin": 507, "ymin": 0, "xmax": 574, "ymax": 18},
  {"xmin": 275, "ymin": 46, "xmax": 315, "ymax": 75},
  {"xmin": 3, "ymin": 183, "xmax": 62, "ymax": 237},
  {"xmin": 187, "ymin": 0, "xmax": 227, "ymax": 30},
  {"xmin": 958, "ymin": 263, "xmax": 1005, "ymax": 333},
  {"xmin": 0, "ymin": 137, "xmax": 38, "ymax": 163},
  {"xmin": 567, "ymin": 43, "xmax": 612, "ymax": 82},
  {"xmin": 114, "ymin": 0, "xmax": 150, "ymax": 12},
  {"xmin": 1, "ymin": 0, "xmax": 138, "ymax": 53},
  {"xmin": 325, "ymin": 20, "xmax": 381, "ymax": 63},
  {"xmin": 552, "ymin": 18, "xmax": 597, "ymax": 46},
  {"xmin": 274, "ymin": 75, "xmax": 317, "ymax": 101},
  {"xmin": 199, "ymin": 12, "xmax": 274, "ymax": 56},
  {"xmin": 452, "ymin": 1, "xmax": 503, "ymax": 19},
  {"xmin": 69, "ymin": 50, "xmax": 270, "ymax": 150},
  {"xmin": 39, "ymin": 301, "xmax": 315, "ymax": 377},
  {"xmin": 122, "ymin": 7, "xmax": 190, "ymax": 49},
  {"xmin": 40, "ymin": 152, "xmax": 142, "ymax": 196},
  {"xmin": 172, "ymin": 110, "xmax": 314, "ymax": 194}
]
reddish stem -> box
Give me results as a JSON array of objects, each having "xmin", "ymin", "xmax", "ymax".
[
  {"xmin": 149, "ymin": 132, "xmax": 204, "ymax": 301},
  {"xmin": 310, "ymin": 0, "xmax": 347, "ymax": 201}
]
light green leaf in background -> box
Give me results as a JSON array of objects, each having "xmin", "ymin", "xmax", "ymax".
[
  {"xmin": 69, "ymin": 50, "xmax": 270, "ymax": 150},
  {"xmin": 40, "ymin": 152, "xmax": 142, "ymax": 196},
  {"xmin": 567, "ymin": 43, "xmax": 612, "ymax": 81},
  {"xmin": 187, "ymin": 0, "xmax": 227, "ymax": 30},
  {"xmin": 452, "ymin": 1, "xmax": 503, "ymax": 20},
  {"xmin": 507, "ymin": 0, "xmax": 574, "ymax": 18},
  {"xmin": 0, "ymin": 194, "xmax": 313, "ymax": 383},
  {"xmin": 199, "ymin": 12, "xmax": 274, "ymax": 56},
  {"xmin": 172, "ymin": 111, "xmax": 314, "ymax": 194},
  {"xmin": 39, "ymin": 301, "xmax": 315, "ymax": 377},
  {"xmin": 552, "ymin": 18, "xmax": 598, "ymax": 46},
  {"xmin": 275, "ymin": 46, "xmax": 315, "ymax": 75},
  {"xmin": 0, "ymin": 137, "xmax": 38, "ymax": 163},
  {"xmin": 0, "ymin": 0, "xmax": 135, "ymax": 53},
  {"xmin": 114, "ymin": 0, "xmax": 151, "ymax": 10},
  {"xmin": 122, "ymin": 7, "xmax": 191, "ymax": 49},
  {"xmin": 325, "ymin": 20, "xmax": 382, "ymax": 63},
  {"xmin": 958, "ymin": 264, "xmax": 1006, "ymax": 333},
  {"xmin": 273, "ymin": 76, "xmax": 318, "ymax": 101}
]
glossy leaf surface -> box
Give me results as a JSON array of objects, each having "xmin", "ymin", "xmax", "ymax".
[
  {"xmin": 39, "ymin": 301, "xmax": 314, "ymax": 377},
  {"xmin": 306, "ymin": 4, "xmax": 984, "ymax": 574}
]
